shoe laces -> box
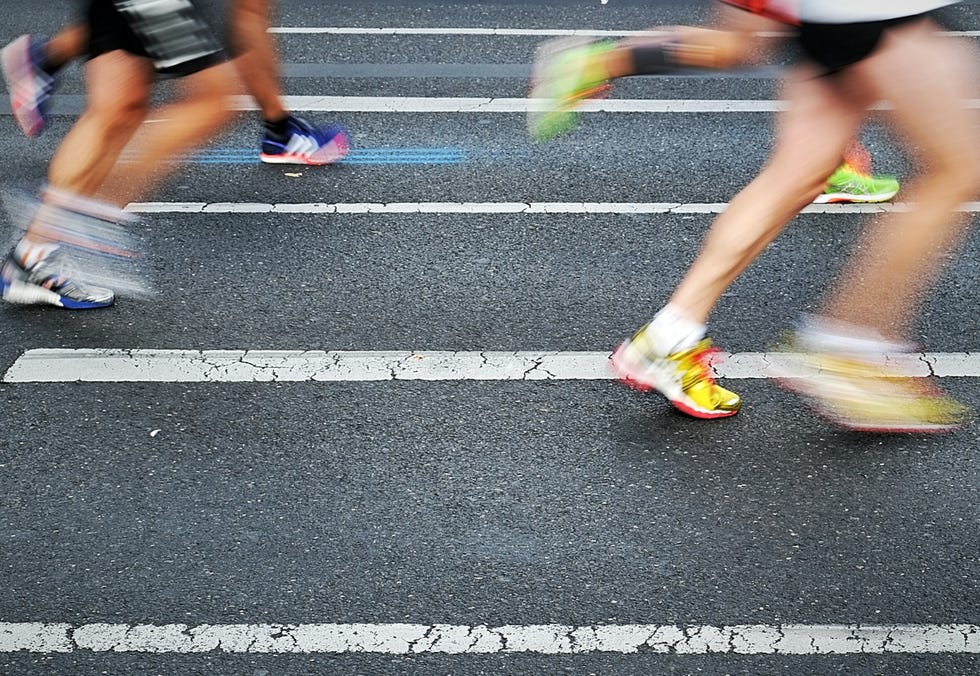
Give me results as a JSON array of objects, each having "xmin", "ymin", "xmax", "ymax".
[
  {"xmin": 288, "ymin": 115, "xmax": 314, "ymax": 133},
  {"xmin": 288, "ymin": 115, "xmax": 332, "ymax": 144},
  {"xmin": 28, "ymin": 250, "xmax": 78, "ymax": 292},
  {"xmin": 838, "ymin": 162, "xmax": 871, "ymax": 179},
  {"xmin": 677, "ymin": 340, "xmax": 723, "ymax": 389}
]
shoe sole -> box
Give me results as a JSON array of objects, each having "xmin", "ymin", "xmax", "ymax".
[
  {"xmin": 260, "ymin": 148, "xmax": 347, "ymax": 165},
  {"xmin": 2, "ymin": 278, "xmax": 113, "ymax": 309},
  {"xmin": 772, "ymin": 363, "xmax": 963, "ymax": 434},
  {"xmin": 1, "ymin": 36, "xmax": 44, "ymax": 138},
  {"xmin": 610, "ymin": 342, "xmax": 739, "ymax": 420},
  {"xmin": 812, "ymin": 189, "xmax": 899, "ymax": 204},
  {"xmin": 809, "ymin": 401, "xmax": 962, "ymax": 434},
  {"xmin": 260, "ymin": 133, "xmax": 351, "ymax": 166}
]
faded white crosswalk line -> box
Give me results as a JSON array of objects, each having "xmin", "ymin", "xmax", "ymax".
[
  {"xmin": 1, "ymin": 622, "xmax": 978, "ymax": 654},
  {"xmin": 26, "ymin": 96, "xmax": 980, "ymax": 117},
  {"xmin": 4, "ymin": 349, "xmax": 978, "ymax": 383},
  {"xmin": 266, "ymin": 26, "xmax": 980, "ymax": 38},
  {"xmin": 249, "ymin": 96, "xmax": 980, "ymax": 113},
  {"xmin": 123, "ymin": 201, "xmax": 980, "ymax": 215}
]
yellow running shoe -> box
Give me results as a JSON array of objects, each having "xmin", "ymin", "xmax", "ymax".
[
  {"xmin": 610, "ymin": 326, "xmax": 741, "ymax": 419},
  {"xmin": 527, "ymin": 38, "xmax": 615, "ymax": 142},
  {"xmin": 777, "ymin": 351, "xmax": 969, "ymax": 433}
]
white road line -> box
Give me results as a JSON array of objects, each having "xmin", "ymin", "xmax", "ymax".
[
  {"xmin": 270, "ymin": 27, "xmax": 682, "ymax": 36},
  {"xmin": 124, "ymin": 201, "xmax": 980, "ymax": 215},
  {"xmin": 1, "ymin": 621, "xmax": 978, "ymax": 654},
  {"xmin": 259, "ymin": 96, "xmax": 980, "ymax": 113},
  {"xmin": 4, "ymin": 349, "xmax": 977, "ymax": 383},
  {"xmin": 33, "ymin": 96, "xmax": 980, "ymax": 116},
  {"xmin": 240, "ymin": 96, "xmax": 796, "ymax": 113},
  {"xmin": 267, "ymin": 26, "xmax": 980, "ymax": 38}
]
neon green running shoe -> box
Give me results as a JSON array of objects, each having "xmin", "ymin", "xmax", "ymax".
[
  {"xmin": 528, "ymin": 38, "xmax": 616, "ymax": 142},
  {"xmin": 813, "ymin": 162, "xmax": 900, "ymax": 204}
]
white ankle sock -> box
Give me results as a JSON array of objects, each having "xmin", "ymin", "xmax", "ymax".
[
  {"xmin": 796, "ymin": 314, "xmax": 915, "ymax": 354},
  {"xmin": 643, "ymin": 304, "xmax": 707, "ymax": 355},
  {"xmin": 13, "ymin": 238, "xmax": 59, "ymax": 269}
]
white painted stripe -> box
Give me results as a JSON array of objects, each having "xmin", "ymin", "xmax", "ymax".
[
  {"xmin": 234, "ymin": 96, "xmax": 980, "ymax": 113},
  {"xmin": 1, "ymin": 622, "xmax": 978, "ymax": 654},
  {"xmin": 123, "ymin": 201, "xmax": 980, "ymax": 215},
  {"xmin": 25, "ymin": 93, "xmax": 979, "ymax": 117},
  {"xmin": 255, "ymin": 96, "xmax": 788, "ymax": 113},
  {"xmin": 266, "ymin": 26, "xmax": 980, "ymax": 38},
  {"xmin": 128, "ymin": 202, "xmax": 209, "ymax": 213},
  {"xmin": 4, "ymin": 349, "xmax": 978, "ymax": 383},
  {"xmin": 270, "ymin": 27, "xmax": 680, "ymax": 36}
]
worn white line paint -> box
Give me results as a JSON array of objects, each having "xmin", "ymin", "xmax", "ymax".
[
  {"xmin": 28, "ymin": 96, "xmax": 977, "ymax": 117},
  {"xmin": 3, "ymin": 349, "xmax": 976, "ymax": 383},
  {"xmin": 270, "ymin": 27, "xmax": 680, "ymax": 36},
  {"xmin": 238, "ymin": 96, "xmax": 980, "ymax": 113},
  {"xmin": 1, "ymin": 622, "xmax": 978, "ymax": 654},
  {"xmin": 124, "ymin": 201, "xmax": 980, "ymax": 215},
  {"xmin": 266, "ymin": 26, "xmax": 980, "ymax": 38},
  {"xmin": 255, "ymin": 96, "xmax": 788, "ymax": 113}
]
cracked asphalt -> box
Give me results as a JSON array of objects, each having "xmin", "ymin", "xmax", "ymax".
[{"xmin": 1, "ymin": 0, "xmax": 979, "ymax": 674}]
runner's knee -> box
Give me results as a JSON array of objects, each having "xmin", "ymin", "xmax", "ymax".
[{"xmin": 85, "ymin": 90, "xmax": 148, "ymax": 135}]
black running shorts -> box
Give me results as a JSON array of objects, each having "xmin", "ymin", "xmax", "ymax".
[
  {"xmin": 798, "ymin": 13, "xmax": 930, "ymax": 74},
  {"xmin": 86, "ymin": 0, "xmax": 228, "ymax": 76}
]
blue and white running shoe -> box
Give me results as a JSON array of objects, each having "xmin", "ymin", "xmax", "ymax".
[
  {"xmin": 1, "ymin": 35, "xmax": 57, "ymax": 138},
  {"xmin": 260, "ymin": 115, "xmax": 350, "ymax": 165},
  {"xmin": 1, "ymin": 249, "xmax": 114, "ymax": 310}
]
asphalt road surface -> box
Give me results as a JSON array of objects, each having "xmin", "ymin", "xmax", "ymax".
[{"xmin": 1, "ymin": 1, "xmax": 978, "ymax": 674}]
